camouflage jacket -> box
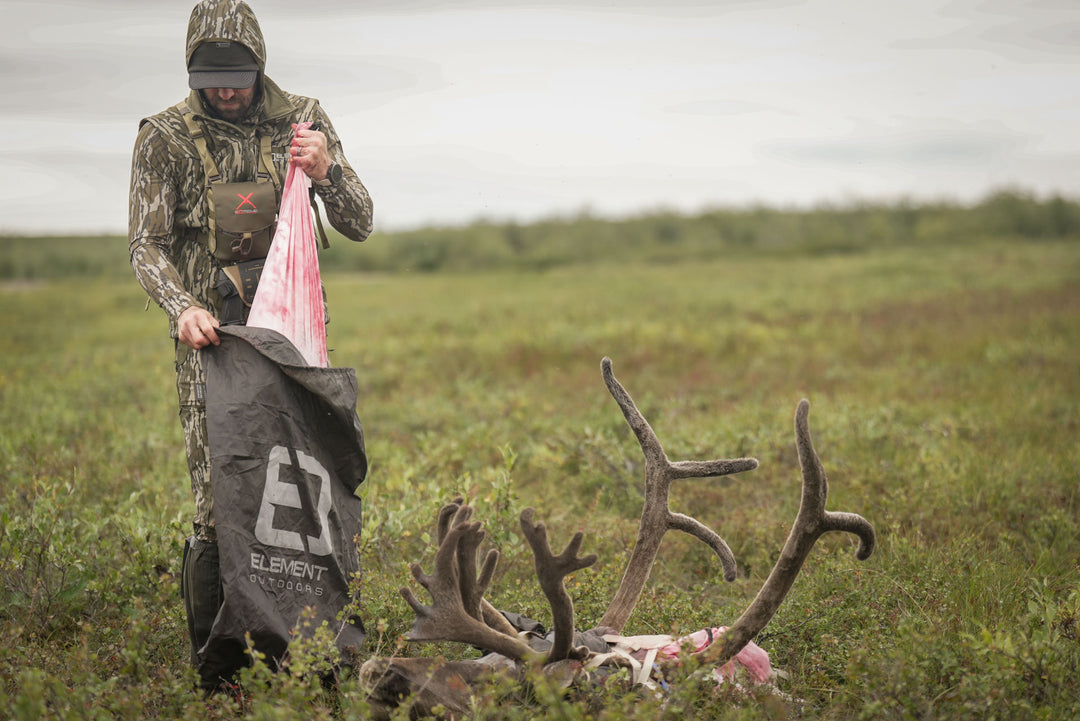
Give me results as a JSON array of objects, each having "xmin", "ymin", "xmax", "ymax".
[{"xmin": 128, "ymin": 0, "xmax": 373, "ymax": 339}]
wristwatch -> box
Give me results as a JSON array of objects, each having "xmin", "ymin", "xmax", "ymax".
[{"xmin": 314, "ymin": 162, "xmax": 342, "ymax": 187}]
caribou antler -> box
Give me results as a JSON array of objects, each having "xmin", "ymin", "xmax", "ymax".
[
  {"xmin": 598, "ymin": 357, "xmax": 760, "ymax": 632},
  {"xmin": 435, "ymin": 498, "xmax": 520, "ymax": 637},
  {"xmin": 400, "ymin": 503, "xmax": 534, "ymax": 662},
  {"xmin": 403, "ymin": 501, "xmax": 603, "ymax": 665},
  {"xmin": 698, "ymin": 398, "xmax": 875, "ymax": 665},
  {"xmin": 520, "ymin": 509, "xmax": 598, "ymax": 662}
]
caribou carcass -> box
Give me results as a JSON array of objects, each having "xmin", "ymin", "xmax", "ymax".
[{"xmin": 359, "ymin": 358, "xmax": 876, "ymax": 717}]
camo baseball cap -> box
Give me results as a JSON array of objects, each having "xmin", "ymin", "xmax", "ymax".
[{"xmin": 188, "ymin": 41, "xmax": 259, "ymax": 89}]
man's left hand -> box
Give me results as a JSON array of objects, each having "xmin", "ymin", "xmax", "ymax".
[{"xmin": 290, "ymin": 124, "xmax": 331, "ymax": 181}]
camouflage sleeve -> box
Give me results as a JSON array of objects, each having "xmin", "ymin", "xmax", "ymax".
[
  {"xmin": 128, "ymin": 121, "xmax": 201, "ymax": 326},
  {"xmin": 311, "ymin": 105, "xmax": 374, "ymax": 242}
]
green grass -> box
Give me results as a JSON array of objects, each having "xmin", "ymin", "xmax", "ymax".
[{"xmin": 2, "ymin": 237, "xmax": 1079, "ymax": 719}]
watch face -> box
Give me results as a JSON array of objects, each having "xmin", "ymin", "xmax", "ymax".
[{"xmin": 329, "ymin": 163, "xmax": 343, "ymax": 184}]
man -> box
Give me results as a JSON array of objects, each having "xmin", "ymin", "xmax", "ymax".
[{"xmin": 128, "ymin": 0, "xmax": 373, "ymax": 671}]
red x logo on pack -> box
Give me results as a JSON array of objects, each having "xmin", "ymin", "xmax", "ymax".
[{"xmin": 235, "ymin": 192, "xmax": 258, "ymax": 214}]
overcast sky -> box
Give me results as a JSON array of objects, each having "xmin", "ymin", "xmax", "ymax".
[{"xmin": 2, "ymin": 0, "xmax": 1078, "ymax": 235}]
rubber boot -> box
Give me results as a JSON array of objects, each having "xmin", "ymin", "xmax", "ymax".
[{"xmin": 180, "ymin": 537, "xmax": 223, "ymax": 669}]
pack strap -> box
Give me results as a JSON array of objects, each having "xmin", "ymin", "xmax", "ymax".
[
  {"xmin": 258, "ymin": 133, "xmax": 280, "ymax": 193},
  {"xmin": 176, "ymin": 100, "xmax": 222, "ymax": 256},
  {"xmin": 177, "ymin": 100, "xmax": 222, "ymax": 182}
]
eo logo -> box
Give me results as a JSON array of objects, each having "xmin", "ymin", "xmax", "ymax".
[{"xmin": 255, "ymin": 445, "xmax": 333, "ymax": 555}]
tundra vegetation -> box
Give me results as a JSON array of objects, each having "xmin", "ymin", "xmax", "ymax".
[{"xmin": 1, "ymin": 189, "xmax": 1079, "ymax": 719}]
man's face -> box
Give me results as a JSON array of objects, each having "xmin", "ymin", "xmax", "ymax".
[{"xmin": 202, "ymin": 86, "xmax": 256, "ymax": 121}]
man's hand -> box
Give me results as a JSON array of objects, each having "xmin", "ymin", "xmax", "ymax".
[
  {"xmin": 178, "ymin": 306, "xmax": 221, "ymax": 350},
  {"xmin": 290, "ymin": 123, "xmax": 331, "ymax": 182}
]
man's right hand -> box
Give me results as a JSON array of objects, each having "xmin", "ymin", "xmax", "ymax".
[{"xmin": 178, "ymin": 306, "xmax": 221, "ymax": 349}]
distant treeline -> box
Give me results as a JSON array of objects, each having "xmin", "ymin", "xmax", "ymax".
[{"xmin": 3, "ymin": 189, "xmax": 1078, "ymax": 280}]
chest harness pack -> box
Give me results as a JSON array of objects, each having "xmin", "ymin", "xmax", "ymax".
[{"xmin": 178, "ymin": 99, "xmax": 329, "ymax": 326}]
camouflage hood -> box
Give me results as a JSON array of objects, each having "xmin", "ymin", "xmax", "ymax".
[{"xmin": 185, "ymin": 0, "xmax": 266, "ymax": 73}]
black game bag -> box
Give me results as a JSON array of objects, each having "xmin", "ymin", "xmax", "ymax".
[{"xmin": 201, "ymin": 325, "xmax": 366, "ymax": 686}]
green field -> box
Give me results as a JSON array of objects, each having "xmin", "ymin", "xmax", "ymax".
[{"xmin": 2, "ymin": 225, "xmax": 1079, "ymax": 718}]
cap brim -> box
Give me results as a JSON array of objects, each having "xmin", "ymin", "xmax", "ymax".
[{"xmin": 189, "ymin": 69, "xmax": 258, "ymax": 90}]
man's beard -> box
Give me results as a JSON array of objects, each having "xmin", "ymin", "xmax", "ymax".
[{"xmin": 202, "ymin": 87, "xmax": 259, "ymax": 122}]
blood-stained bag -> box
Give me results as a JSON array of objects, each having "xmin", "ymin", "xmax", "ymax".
[{"xmin": 247, "ymin": 122, "xmax": 328, "ymax": 368}]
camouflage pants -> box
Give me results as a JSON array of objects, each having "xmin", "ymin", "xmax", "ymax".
[{"xmin": 176, "ymin": 341, "xmax": 216, "ymax": 543}]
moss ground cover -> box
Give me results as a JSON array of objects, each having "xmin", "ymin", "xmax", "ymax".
[{"xmin": 1, "ymin": 237, "xmax": 1078, "ymax": 719}]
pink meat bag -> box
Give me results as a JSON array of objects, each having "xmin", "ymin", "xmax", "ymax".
[{"xmin": 247, "ymin": 123, "xmax": 328, "ymax": 367}]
